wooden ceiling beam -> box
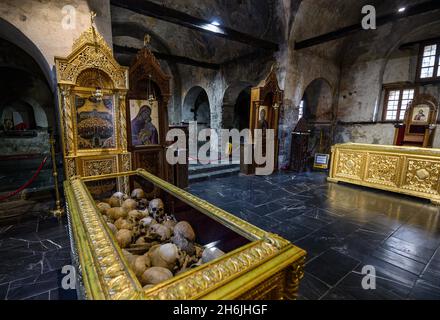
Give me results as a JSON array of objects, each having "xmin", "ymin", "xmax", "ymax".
[
  {"xmin": 110, "ymin": 0, "xmax": 279, "ymax": 51},
  {"xmin": 295, "ymin": 0, "xmax": 440, "ymax": 50},
  {"xmin": 113, "ymin": 44, "xmax": 220, "ymax": 70}
]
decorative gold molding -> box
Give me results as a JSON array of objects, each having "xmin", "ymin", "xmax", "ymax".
[
  {"xmin": 118, "ymin": 93, "xmax": 128, "ymax": 151},
  {"xmin": 329, "ymin": 143, "xmax": 440, "ymax": 204},
  {"xmin": 69, "ymin": 178, "xmax": 143, "ymax": 300},
  {"xmin": 67, "ymin": 170, "xmax": 306, "ymax": 300},
  {"xmin": 56, "ymin": 27, "xmax": 128, "ymax": 89},
  {"xmin": 82, "ymin": 158, "xmax": 117, "ymax": 177},
  {"xmin": 55, "ymin": 27, "xmax": 130, "ymax": 179}
]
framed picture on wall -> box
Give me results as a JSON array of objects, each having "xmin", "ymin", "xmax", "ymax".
[
  {"xmin": 129, "ymin": 99, "xmax": 160, "ymax": 146},
  {"xmin": 411, "ymin": 104, "xmax": 430, "ymax": 124}
]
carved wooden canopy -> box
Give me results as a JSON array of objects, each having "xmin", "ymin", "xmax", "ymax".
[
  {"xmin": 128, "ymin": 47, "xmax": 171, "ymax": 101},
  {"xmin": 126, "ymin": 46, "xmax": 172, "ymax": 185},
  {"xmin": 253, "ymin": 67, "xmax": 283, "ymax": 106}
]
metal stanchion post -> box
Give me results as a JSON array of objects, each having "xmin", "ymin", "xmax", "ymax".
[{"xmin": 49, "ymin": 131, "xmax": 64, "ymax": 218}]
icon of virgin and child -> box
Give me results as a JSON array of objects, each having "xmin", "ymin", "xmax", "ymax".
[{"xmin": 131, "ymin": 104, "xmax": 159, "ymax": 145}]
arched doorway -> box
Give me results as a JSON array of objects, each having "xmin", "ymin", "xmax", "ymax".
[
  {"xmin": 0, "ymin": 37, "xmax": 54, "ymax": 194},
  {"xmin": 233, "ymin": 87, "xmax": 252, "ymax": 131},
  {"xmin": 290, "ymin": 78, "xmax": 333, "ymax": 171},
  {"xmin": 183, "ymin": 86, "xmax": 210, "ymax": 130},
  {"xmin": 222, "ymin": 82, "xmax": 253, "ymax": 130}
]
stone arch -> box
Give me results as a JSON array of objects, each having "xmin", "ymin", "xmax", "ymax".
[
  {"xmin": 222, "ymin": 81, "xmax": 253, "ymax": 129},
  {"xmin": 0, "ymin": 18, "xmax": 53, "ymax": 91},
  {"xmin": 183, "ymin": 86, "xmax": 211, "ymax": 129}
]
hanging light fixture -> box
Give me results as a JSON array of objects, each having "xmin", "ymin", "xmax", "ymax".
[
  {"xmin": 92, "ymin": 71, "xmax": 104, "ymax": 102},
  {"xmin": 89, "ymin": 11, "xmax": 104, "ymax": 103},
  {"xmin": 143, "ymin": 34, "xmax": 157, "ymax": 106},
  {"xmin": 146, "ymin": 74, "xmax": 156, "ymax": 106}
]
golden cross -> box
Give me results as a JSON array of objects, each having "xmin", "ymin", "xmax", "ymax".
[{"xmin": 90, "ymin": 11, "xmax": 97, "ymax": 27}]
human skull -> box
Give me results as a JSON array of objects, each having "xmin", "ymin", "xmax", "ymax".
[
  {"xmin": 139, "ymin": 217, "xmax": 157, "ymax": 235},
  {"xmin": 131, "ymin": 188, "xmax": 146, "ymax": 200},
  {"xmin": 140, "ymin": 217, "xmax": 157, "ymax": 227},
  {"xmin": 138, "ymin": 198, "xmax": 149, "ymax": 210},
  {"xmin": 109, "ymin": 192, "xmax": 129, "ymax": 207},
  {"xmin": 148, "ymin": 199, "xmax": 165, "ymax": 220},
  {"xmin": 149, "ymin": 224, "xmax": 172, "ymax": 241},
  {"xmin": 127, "ymin": 210, "xmax": 147, "ymax": 225}
]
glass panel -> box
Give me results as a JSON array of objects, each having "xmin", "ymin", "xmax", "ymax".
[
  {"xmin": 438, "ymin": 60, "xmax": 440, "ymax": 77},
  {"xmin": 421, "ymin": 67, "xmax": 434, "ymax": 78},
  {"xmin": 298, "ymin": 100, "xmax": 304, "ymax": 120},
  {"xmin": 420, "ymin": 44, "xmax": 438, "ymax": 79},
  {"xmin": 386, "ymin": 111, "xmax": 396, "ymax": 121},
  {"xmin": 399, "ymin": 89, "xmax": 414, "ymax": 121},
  {"xmin": 422, "ymin": 56, "xmax": 435, "ymax": 68},
  {"xmin": 388, "ymin": 90, "xmax": 400, "ymax": 100},
  {"xmin": 423, "ymin": 45, "xmax": 437, "ymax": 56}
]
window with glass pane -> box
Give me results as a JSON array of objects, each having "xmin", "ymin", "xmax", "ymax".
[
  {"xmin": 385, "ymin": 90, "xmax": 400, "ymax": 121},
  {"xmin": 418, "ymin": 43, "xmax": 440, "ymax": 81},
  {"xmin": 399, "ymin": 89, "xmax": 415, "ymax": 120},
  {"xmin": 383, "ymin": 88, "xmax": 415, "ymax": 121},
  {"xmin": 298, "ymin": 100, "xmax": 304, "ymax": 120}
]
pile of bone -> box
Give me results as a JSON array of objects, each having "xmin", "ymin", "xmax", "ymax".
[{"xmin": 96, "ymin": 189, "xmax": 221, "ymax": 289}]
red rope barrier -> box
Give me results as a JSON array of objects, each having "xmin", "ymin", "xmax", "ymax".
[{"xmin": 0, "ymin": 156, "xmax": 49, "ymax": 201}]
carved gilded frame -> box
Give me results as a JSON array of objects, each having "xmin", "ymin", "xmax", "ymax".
[
  {"xmin": 328, "ymin": 143, "xmax": 440, "ymax": 205},
  {"xmin": 55, "ymin": 27, "xmax": 131, "ymax": 183},
  {"xmin": 65, "ymin": 169, "xmax": 306, "ymax": 300}
]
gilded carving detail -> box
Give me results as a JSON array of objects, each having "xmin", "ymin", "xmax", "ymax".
[
  {"xmin": 283, "ymin": 258, "xmax": 305, "ymax": 300},
  {"xmin": 238, "ymin": 272, "xmax": 285, "ymax": 300},
  {"xmin": 58, "ymin": 46, "xmax": 126, "ymax": 88},
  {"xmin": 403, "ymin": 159, "xmax": 440, "ymax": 195},
  {"xmin": 65, "ymin": 158, "xmax": 76, "ymax": 178},
  {"xmin": 70, "ymin": 179, "xmax": 142, "ymax": 300},
  {"xmin": 72, "ymin": 27, "xmax": 113, "ymax": 58},
  {"xmin": 56, "ymin": 27, "xmax": 130, "ymax": 179},
  {"xmin": 329, "ymin": 143, "xmax": 440, "ymax": 204},
  {"xmin": 119, "ymin": 94, "xmax": 128, "ymax": 151},
  {"xmin": 335, "ymin": 151, "xmax": 365, "ymax": 179},
  {"xmin": 57, "ymin": 27, "xmax": 127, "ymax": 89},
  {"xmin": 60, "ymin": 85, "xmax": 74, "ymax": 155},
  {"xmin": 83, "ymin": 159, "xmax": 116, "ymax": 177},
  {"xmin": 145, "ymin": 241, "xmax": 279, "ymax": 300},
  {"xmin": 120, "ymin": 153, "xmax": 132, "ymax": 172},
  {"xmin": 365, "ymin": 154, "xmax": 400, "ymax": 186}
]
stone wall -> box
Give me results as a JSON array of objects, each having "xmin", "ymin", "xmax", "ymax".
[
  {"xmin": 0, "ymin": 131, "xmax": 50, "ymax": 156},
  {"xmin": 0, "ymin": 0, "xmax": 112, "ymax": 73}
]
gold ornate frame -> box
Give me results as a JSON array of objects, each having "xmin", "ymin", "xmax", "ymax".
[
  {"xmin": 65, "ymin": 169, "xmax": 306, "ymax": 300},
  {"xmin": 328, "ymin": 143, "xmax": 440, "ymax": 205},
  {"xmin": 55, "ymin": 27, "xmax": 131, "ymax": 186}
]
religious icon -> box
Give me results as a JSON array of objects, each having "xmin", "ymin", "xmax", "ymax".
[
  {"xmin": 412, "ymin": 105, "xmax": 430, "ymax": 124},
  {"xmin": 76, "ymin": 94, "xmax": 115, "ymax": 149},
  {"xmin": 258, "ymin": 106, "xmax": 269, "ymax": 130},
  {"xmin": 130, "ymin": 100, "xmax": 160, "ymax": 146}
]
